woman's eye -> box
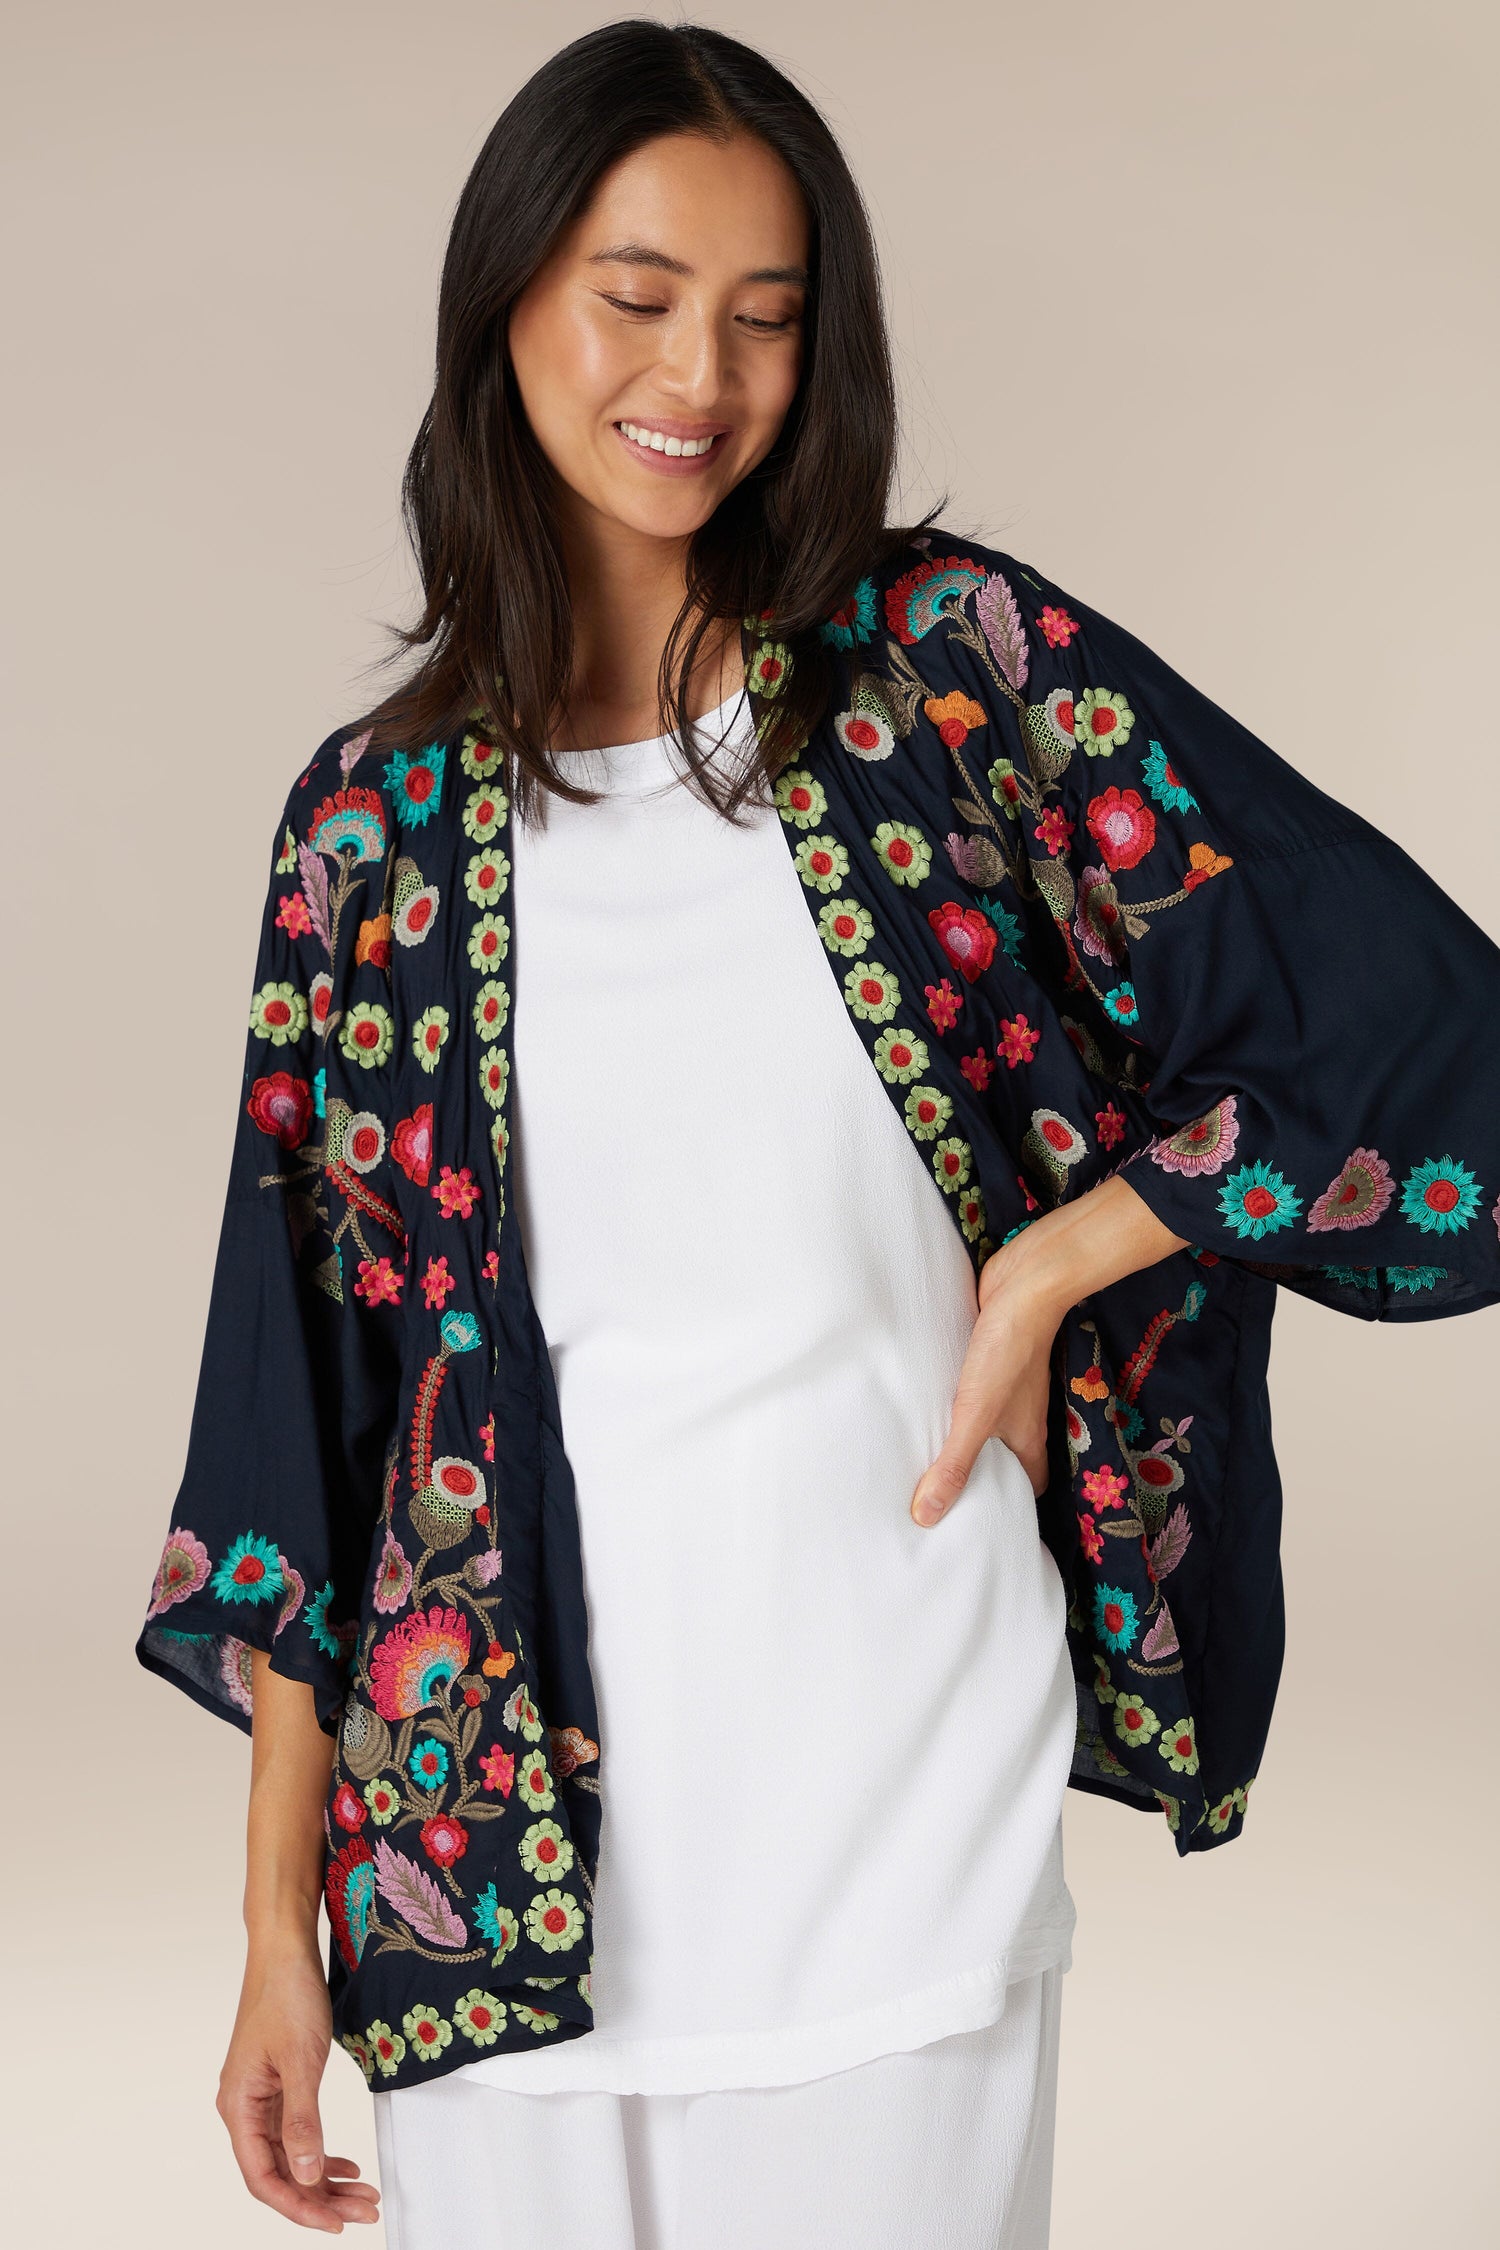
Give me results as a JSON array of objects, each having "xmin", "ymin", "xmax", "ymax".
[{"xmin": 603, "ymin": 294, "xmax": 666, "ymax": 317}]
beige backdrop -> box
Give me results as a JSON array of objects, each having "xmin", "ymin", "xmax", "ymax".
[{"xmin": 5, "ymin": 2, "xmax": 1496, "ymax": 2242}]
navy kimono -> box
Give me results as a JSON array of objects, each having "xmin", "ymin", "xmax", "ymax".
[{"xmin": 138, "ymin": 532, "xmax": 1500, "ymax": 2092}]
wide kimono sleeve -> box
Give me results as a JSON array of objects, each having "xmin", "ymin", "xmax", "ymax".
[
  {"xmin": 136, "ymin": 734, "xmax": 405, "ymax": 1733},
  {"xmin": 988, "ymin": 561, "xmax": 1500, "ymax": 1322}
]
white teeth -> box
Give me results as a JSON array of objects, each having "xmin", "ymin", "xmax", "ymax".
[{"xmin": 618, "ymin": 421, "xmax": 717, "ymax": 458}]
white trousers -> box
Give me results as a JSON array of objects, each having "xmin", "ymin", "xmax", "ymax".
[{"xmin": 372, "ymin": 1962, "xmax": 1064, "ymax": 2250}]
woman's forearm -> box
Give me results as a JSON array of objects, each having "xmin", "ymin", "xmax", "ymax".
[
  {"xmin": 984, "ymin": 1171, "xmax": 1192, "ymax": 1320},
  {"xmin": 245, "ymin": 1653, "xmax": 335, "ymax": 1953}
]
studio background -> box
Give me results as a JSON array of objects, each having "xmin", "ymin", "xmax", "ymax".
[{"xmin": 5, "ymin": 3, "xmax": 1495, "ymax": 2243}]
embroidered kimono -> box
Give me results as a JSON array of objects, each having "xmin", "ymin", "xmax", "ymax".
[{"xmin": 138, "ymin": 532, "xmax": 1500, "ymax": 2093}]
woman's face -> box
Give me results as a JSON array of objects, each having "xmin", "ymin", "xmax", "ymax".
[{"xmin": 507, "ymin": 131, "xmax": 810, "ymax": 549}]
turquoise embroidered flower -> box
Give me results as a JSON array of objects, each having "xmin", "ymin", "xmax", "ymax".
[
  {"xmin": 408, "ymin": 1736, "xmax": 450, "ymax": 1790},
  {"xmin": 1319, "ymin": 1263, "xmax": 1379, "ymax": 1290},
  {"xmin": 385, "ymin": 745, "xmax": 447, "ymax": 828},
  {"xmin": 1217, "ymin": 1160, "xmax": 1302, "ymax": 1239},
  {"xmin": 441, "ymin": 1309, "xmax": 482, "ymax": 1355},
  {"xmin": 1141, "ymin": 739, "xmax": 1200, "ymax": 813},
  {"xmin": 312, "ymin": 1067, "xmax": 326, "ymax": 1120},
  {"xmin": 974, "ymin": 894, "xmax": 1026, "ymax": 968},
  {"xmin": 1398, "ymin": 1155, "xmax": 1482, "ymax": 1236},
  {"xmin": 1102, "ymin": 981, "xmax": 1140, "ymax": 1029},
  {"xmin": 818, "ymin": 574, "xmax": 877, "ymax": 647},
  {"xmin": 1092, "ymin": 1581, "xmax": 1140, "ymax": 1653},
  {"xmin": 474, "ymin": 1881, "xmax": 520, "ymax": 1961},
  {"xmin": 210, "ymin": 1531, "xmax": 284, "ymax": 1607},
  {"xmin": 306, "ymin": 1580, "xmax": 342, "ymax": 1657},
  {"xmin": 1386, "ymin": 1264, "xmax": 1448, "ymax": 1294}
]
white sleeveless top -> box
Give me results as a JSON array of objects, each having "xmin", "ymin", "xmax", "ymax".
[{"xmin": 462, "ymin": 687, "xmax": 1078, "ymax": 2095}]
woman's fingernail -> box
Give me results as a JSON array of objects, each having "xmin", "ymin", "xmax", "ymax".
[{"xmin": 912, "ymin": 1495, "xmax": 941, "ymax": 1526}]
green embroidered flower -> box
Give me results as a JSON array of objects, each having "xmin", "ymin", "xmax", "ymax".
[
  {"xmin": 1217, "ymin": 1160, "xmax": 1302, "ymax": 1240},
  {"xmin": 1205, "ymin": 1791, "xmax": 1240, "ymax": 1835},
  {"xmin": 1092, "ymin": 1737, "xmax": 1131, "ymax": 1778},
  {"xmin": 903, "ymin": 1083, "xmax": 951, "ymax": 1138},
  {"xmin": 749, "ymin": 639, "xmax": 791, "ymax": 696},
  {"xmin": 1154, "ymin": 1790, "xmax": 1182, "ymax": 1834},
  {"xmin": 1092, "ymin": 1653, "xmax": 1116, "ymax": 1707},
  {"xmin": 519, "ymin": 1819, "xmax": 575, "ymax": 1880},
  {"xmin": 467, "ymin": 911, "xmax": 511, "ymax": 972},
  {"xmin": 873, "ymin": 1027, "xmax": 929, "ymax": 1084},
  {"xmin": 472, "ymin": 979, "xmax": 510, "ymax": 1042},
  {"xmin": 363, "ymin": 1778, "xmax": 400, "ymax": 1825},
  {"xmin": 987, "ymin": 757, "xmax": 1021, "ymax": 816},
  {"xmin": 465, "ymin": 847, "xmax": 511, "ymax": 909},
  {"xmin": 507, "ymin": 1683, "xmax": 545, "ymax": 1742},
  {"xmin": 413, "ymin": 1005, "xmax": 450, "ymax": 1074},
  {"xmin": 474, "ymin": 1882, "xmax": 520, "ymax": 1963},
  {"xmin": 250, "ymin": 982, "xmax": 308, "ymax": 1047},
  {"xmin": 366, "ymin": 2021, "xmax": 405, "ymax": 2077},
  {"xmin": 843, "ymin": 960, "xmax": 900, "ymax": 1024},
  {"xmin": 276, "ymin": 824, "xmax": 299, "ymax": 874},
  {"xmin": 340, "ymin": 1002, "xmax": 394, "ymax": 1070},
  {"xmin": 525, "ymin": 1976, "xmax": 566, "ymax": 1990},
  {"xmin": 1157, "ymin": 1716, "xmax": 1199, "ymax": 1775},
  {"xmin": 1111, "ymin": 1692, "xmax": 1161, "ymax": 1749},
  {"xmin": 525, "ymin": 1887, "xmax": 585, "ymax": 1954},
  {"xmin": 817, "ymin": 897, "xmax": 873, "ymax": 957},
  {"xmin": 478, "ymin": 1046, "xmax": 510, "ymax": 1111},
  {"xmin": 402, "ymin": 2004, "xmax": 453, "ymax": 2062},
  {"xmin": 958, "ymin": 1187, "xmax": 986, "ymax": 1243},
  {"xmin": 793, "ymin": 833, "xmax": 850, "ymax": 891},
  {"xmin": 516, "ymin": 1751, "xmax": 555, "ymax": 1812},
  {"xmin": 512, "ymin": 2003, "xmax": 561, "ymax": 2035},
  {"xmin": 774, "ymin": 768, "xmax": 827, "ymax": 829},
  {"xmin": 340, "ymin": 2031, "xmax": 375, "ymax": 2083},
  {"xmin": 460, "ymin": 731, "xmax": 505, "ymax": 785},
  {"xmin": 463, "ymin": 786, "xmax": 505, "ymax": 844},
  {"xmin": 453, "ymin": 1990, "xmax": 506, "ymax": 2047},
  {"xmin": 931, "ymin": 1136, "xmax": 972, "ymax": 1193},
  {"xmin": 1398, "ymin": 1155, "xmax": 1483, "ymax": 1235},
  {"xmin": 1073, "ymin": 688, "xmax": 1136, "ymax": 755},
  {"xmin": 870, "ymin": 820, "xmax": 931, "ymax": 886}
]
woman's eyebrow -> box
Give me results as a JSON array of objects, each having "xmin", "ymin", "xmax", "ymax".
[{"xmin": 586, "ymin": 241, "xmax": 809, "ymax": 288}]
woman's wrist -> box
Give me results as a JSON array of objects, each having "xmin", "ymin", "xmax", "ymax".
[{"xmin": 983, "ymin": 1172, "xmax": 1191, "ymax": 1319}]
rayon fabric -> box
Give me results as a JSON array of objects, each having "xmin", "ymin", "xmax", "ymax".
[
  {"xmin": 136, "ymin": 530, "xmax": 1500, "ymax": 2094},
  {"xmin": 373, "ymin": 1961, "xmax": 1065, "ymax": 2250},
  {"xmin": 461, "ymin": 688, "xmax": 1074, "ymax": 2093}
]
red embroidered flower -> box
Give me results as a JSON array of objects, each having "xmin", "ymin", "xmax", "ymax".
[
  {"xmin": 419, "ymin": 1812, "xmax": 469, "ymax": 1869},
  {"xmin": 1095, "ymin": 1102, "xmax": 1127, "ymax": 1151},
  {"xmin": 246, "ymin": 1071, "xmax": 313, "ymax": 1149},
  {"xmin": 924, "ymin": 978, "xmax": 962, "ymax": 1031},
  {"xmin": 355, "ymin": 1256, "xmax": 403, "ymax": 1308},
  {"xmin": 1034, "ymin": 805, "xmax": 1075, "ymax": 857},
  {"xmin": 1081, "ymin": 1464, "xmax": 1130, "ymax": 1515},
  {"xmin": 276, "ymin": 891, "xmax": 313, "ymax": 939},
  {"xmin": 997, "ymin": 1014, "xmax": 1040, "ymax": 1068},
  {"xmin": 391, "ymin": 1105, "xmax": 434, "ymax": 1186},
  {"xmin": 927, "ymin": 901, "xmax": 997, "ymax": 984},
  {"xmin": 1086, "ymin": 787, "xmax": 1157, "ymax": 873},
  {"xmin": 1037, "ymin": 605, "xmax": 1080, "ymax": 649},
  {"xmin": 960, "ymin": 1048, "xmax": 994, "ymax": 1092},
  {"xmin": 1077, "ymin": 1512, "xmax": 1103, "ymax": 1564},
  {"xmin": 421, "ymin": 1256, "xmax": 455, "ymax": 1310},
  {"xmin": 433, "ymin": 1165, "xmax": 480, "ymax": 1220},
  {"xmin": 479, "ymin": 1745, "xmax": 515, "ymax": 1795},
  {"xmin": 332, "ymin": 1782, "xmax": 366, "ymax": 1832}
]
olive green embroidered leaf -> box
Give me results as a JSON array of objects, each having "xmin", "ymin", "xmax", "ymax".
[
  {"xmin": 949, "ymin": 834, "xmax": 1009, "ymax": 887},
  {"xmin": 1021, "ymin": 703, "xmax": 1073, "ymax": 782},
  {"xmin": 1030, "ymin": 854, "xmax": 1076, "ymax": 924}
]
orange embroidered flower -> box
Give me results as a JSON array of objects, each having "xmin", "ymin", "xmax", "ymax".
[
  {"xmin": 356, "ymin": 913, "xmax": 393, "ymax": 967},
  {"xmin": 922, "ymin": 689, "xmax": 987, "ymax": 747}
]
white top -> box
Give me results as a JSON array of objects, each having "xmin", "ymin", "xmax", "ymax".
[{"xmin": 462, "ymin": 688, "xmax": 1078, "ymax": 2096}]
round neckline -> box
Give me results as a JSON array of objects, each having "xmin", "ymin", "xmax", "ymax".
[{"xmin": 584, "ymin": 684, "xmax": 748, "ymax": 759}]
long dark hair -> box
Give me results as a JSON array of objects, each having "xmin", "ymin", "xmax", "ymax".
[{"xmin": 350, "ymin": 18, "xmax": 945, "ymax": 824}]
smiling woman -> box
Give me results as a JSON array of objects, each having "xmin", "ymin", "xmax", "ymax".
[{"xmin": 135, "ymin": 13, "xmax": 1500, "ymax": 2250}]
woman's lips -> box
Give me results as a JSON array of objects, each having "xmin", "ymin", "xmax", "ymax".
[{"xmin": 610, "ymin": 421, "xmax": 728, "ymax": 478}]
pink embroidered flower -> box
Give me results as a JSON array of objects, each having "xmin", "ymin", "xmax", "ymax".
[
  {"xmin": 276, "ymin": 890, "xmax": 313, "ymax": 939},
  {"xmin": 960, "ymin": 1048, "xmax": 994, "ymax": 1092},
  {"xmin": 479, "ymin": 1744, "xmax": 515, "ymax": 1795},
  {"xmin": 1034, "ymin": 805, "xmax": 1075, "ymax": 857},
  {"xmin": 997, "ymin": 1014, "xmax": 1040, "ymax": 1068},
  {"xmin": 391, "ymin": 1104, "xmax": 434, "ymax": 1187},
  {"xmin": 372, "ymin": 1530, "xmax": 412, "ymax": 1615},
  {"xmin": 472, "ymin": 1548, "xmax": 503, "ymax": 1585},
  {"xmin": 433, "ymin": 1165, "xmax": 481, "ymax": 1220},
  {"xmin": 355, "ymin": 1256, "xmax": 403, "ymax": 1308},
  {"xmin": 419, "ymin": 1812, "xmax": 469, "ymax": 1869},
  {"xmin": 1037, "ymin": 605, "xmax": 1080, "ymax": 649},
  {"xmin": 927, "ymin": 900, "xmax": 997, "ymax": 984},
  {"xmin": 1017, "ymin": 1171, "xmax": 1040, "ymax": 1214},
  {"xmin": 1077, "ymin": 1513, "xmax": 1103, "ymax": 1564},
  {"xmin": 924, "ymin": 977, "xmax": 962, "ymax": 1031},
  {"xmin": 1094, "ymin": 1102, "xmax": 1127, "ymax": 1151},
  {"xmin": 421, "ymin": 1256, "xmax": 455, "ymax": 1310},
  {"xmin": 482, "ymin": 1250, "xmax": 500, "ymax": 1285},
  {"xmin": 479, "ymin": 1413, "xmax": 495, "ymax": 1464},
  {"xmin": 332, "ymin": 1782, "xmax": 366, "ymax": 1831},
  {"xmin": 1082, "ymin": 1464, "xmax": 1130, "ymax": 1516}
]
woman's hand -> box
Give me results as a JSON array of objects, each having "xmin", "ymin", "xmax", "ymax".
[
  {"xmin": 220, "ymin": 1653, "xmax": 380, "ymax": 2231},
  {"xmin": 218, "ymin": 1938, "xmax": 379, "ymax": 2232},
  {"xmin": 910, "ymin": 1174, "xmax": 1191, "ymax": 1528}
]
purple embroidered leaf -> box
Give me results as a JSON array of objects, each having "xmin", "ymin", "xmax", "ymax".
[
  {"xmin": 1140, "ymin": 1600, "xmax": 1180, "ymax": 1661},
  {"xmin": 945, "ymin": 831, "xmax": 1007, "ymax": 886},
  {"xmin": 372, "ymin": 1838, "xmax": 468, "ymax": 1948},
  {"xmin": 297, "ymin": 842, "xmax": 332, "ymax": 954},
  {"xmin": 1147, "ymin": 1503, "xmax": 1192, "ymax": 1582},
  {"xmin": 340, "ymin": 726, "xmax": 372, "ymax": 783},
  {"xmin": 975, "ymin": 571, "xmax": 1029, "ymax": 695}
]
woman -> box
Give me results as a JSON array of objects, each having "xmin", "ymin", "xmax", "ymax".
[{"xmin": 137, "ymin": 19, "xmax": 1500, "ymax": 2249}]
